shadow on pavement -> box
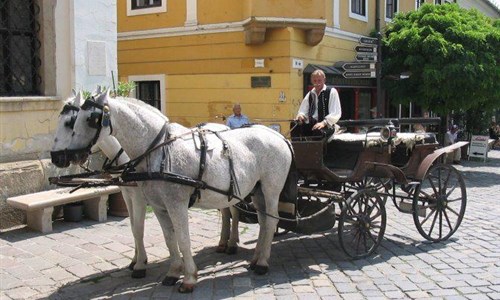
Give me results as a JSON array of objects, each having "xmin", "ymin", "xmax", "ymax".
[{"xmin": 44, "ymin": 228, "xmax": 453, "ymax": 299}]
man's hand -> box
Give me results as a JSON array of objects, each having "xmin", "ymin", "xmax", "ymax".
[
  {"xmin": 296, "ymin": 115, "xmax": 306, "ymax": 124},
  {"xmin": 312, "ymin": 121, "xmax": 326, "ymax": 130}
]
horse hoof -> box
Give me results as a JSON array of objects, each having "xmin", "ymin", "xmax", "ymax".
[
  {"xmin": 131, "ymin": 269, "xmax": 146, "ymax": 278},
  {"xmin": 215, "ymin": 245, "xmax": 227, "ymax": 253},
  {"xmin": 225, "ymin": 246, "xmax": 238, "ymax": 255},
  {"xmin": 253, "ymin": 265, "xmax": 269, "ymax": 275},
  {"xmin": 162, "ymin": 276, "xmax": 179, "ymax": 286},
  {"xmin": 128, "ymin": 259, "xmax": 147, "ymax": 270},
  {"xmin": 249, "ymin": 262, "xmax": 256, "ymax": 270},
  {"xmin": 178, "ymin": 283, "xmax": 195, "ymax": 293}
]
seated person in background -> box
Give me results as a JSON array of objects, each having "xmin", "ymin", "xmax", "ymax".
[
  {"xmin": 444, "ymin": 124, "xmax": 461, "ymax": 164},
  {"xmin": 293, "ymin": 69, "xmax": 342, "ymax": 138},
  {"xmin": 226, "ymin": 103, "xmax": 249, "ymax": 129},
  {"xmin": 414, "ymin": 123, "xmax": 426, "ymax": 133}
]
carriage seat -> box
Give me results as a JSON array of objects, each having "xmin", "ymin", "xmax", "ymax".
[{"xmin": 7, "ymin": 186, "xmax": 120, "ymax": 233}]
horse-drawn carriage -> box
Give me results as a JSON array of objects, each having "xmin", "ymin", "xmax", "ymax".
[
  {"xmin": 49, "ymin": 92, "xmax": 469, "ymax": 292},
  {"xmin": 235, "ymin": 117, "xmax": 468, "ymax": 259}
]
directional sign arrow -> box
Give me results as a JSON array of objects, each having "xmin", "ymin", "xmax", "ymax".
[
  {"xmin": 355, "ymin": 45, "xmax": 377, "ymax": 53},
  {"xmin": 342, "ymin": 71, "xmax": 376, "ymax": 79},
  {"xmin": 359, "ymin": 36, "xmax": 378, "ymax": 45},
  {"xmin": 342, "ymin": 62, "xmax": 375, "ymax": 70},
  {"xmin": 355, "ymin": 54, "xmax": 377, "ymax": 62}
]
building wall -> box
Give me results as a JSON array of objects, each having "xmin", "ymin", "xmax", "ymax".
[
  {"xmin": 117, "ymin": 0, "xmax": 499, "ymax": 132},
  {"xmin": 0, "ymin": 0, "xmax": 117, "ymax": 163}
]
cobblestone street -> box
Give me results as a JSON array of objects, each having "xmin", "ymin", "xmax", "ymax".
[{"xmin": 1, "ymin": 150, "xmax": 499, "ymax": 299}]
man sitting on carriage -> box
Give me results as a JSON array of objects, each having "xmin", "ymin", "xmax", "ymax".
[{"xmin": 292, "ymin": 69, "xmax": 342, "ymax": 139}]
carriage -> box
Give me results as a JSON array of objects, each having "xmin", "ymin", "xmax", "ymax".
[
  {"xmin": 235, "ymin": 117, "xmax": 468, "ymax": 259},
  {"xmin": 49, "ymin": 94, "xmax": 469, "ymax": 291}
]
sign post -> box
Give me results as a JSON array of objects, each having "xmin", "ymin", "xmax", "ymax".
[{"xmin": 468, "ymin": 135, "xmax": 489, "ymax": 162}]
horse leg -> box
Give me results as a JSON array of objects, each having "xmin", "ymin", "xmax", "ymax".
[
  {"xmin": 152, "ymin": 208, "xmax": 184, "ymax": 286},
  {"xmin": 121, "ymin": 188, "xmax": 148, "ymax": 278},
  {"xmin": 226, "ymin": 206, "xmax": 240, "ymax": 255},
  {"xmin": 250, "ymin": 187, "xmax": 279, "ymax": 275},
  {"xmin": 216, "ymin": 208, "xmax": 231, "ymax": 253},
  {"xmin": 166, "ymin": 205, "xmax": 197, "ymax": 293}
]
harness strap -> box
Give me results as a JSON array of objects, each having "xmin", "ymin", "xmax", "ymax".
[
  {"xmin": 103, "ymin": 148, "xmax": 125, "ymax": 171},
  {"xmin": 188, "ymin": 128, "xmax": 208, "ymax": 207},
  {"xmin": 214, "ymin": 131, "xmax": 240, "ymax": 201},
  {"xmin": 124, "ymin": 123, "xmax": 168, "ymax": 173}
]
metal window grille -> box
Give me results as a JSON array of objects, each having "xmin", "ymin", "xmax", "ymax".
[
  {"xmin": 137, "ymin": 81, "xmax": 161, "ymax": 110},
  {"xmin": 386, "ymin": 0, "xmax": 398, "ymax": 18},
  {"xmin": 131, "ymin": 0, "xmax": 162, "ymax": 10},
  {"xmin": 351, "ymin": 0, "xmax": 366, "ymax": 16},
  {"xmin": 0, "ymin": 0, "xmax": 41, "ymax": 96},
  {"xmin": 416, "ymin": 0, "xmax": 423, "ymax": 8}
]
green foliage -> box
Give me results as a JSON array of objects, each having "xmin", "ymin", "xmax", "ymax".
[
  {"xmin": 382, "ymin": 3, "xmax": 500, "ymax": 116},
  {"xmin": 114, "ymin": 81, "xmax": 136, "ymax": 97}
]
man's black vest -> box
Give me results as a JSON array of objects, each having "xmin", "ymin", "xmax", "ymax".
[{"xmin": 308, "ymin": 87, "xmax": 331, "ymax": 123}]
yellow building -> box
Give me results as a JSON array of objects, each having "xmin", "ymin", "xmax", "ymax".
[{"xmin": 117, "ymin": 0, "xmax": 450, "ymax": 131}]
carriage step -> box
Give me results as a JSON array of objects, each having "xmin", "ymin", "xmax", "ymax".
[{"xmin": 399, "ymin": 201, "xmax": 426, "ymax": 217}]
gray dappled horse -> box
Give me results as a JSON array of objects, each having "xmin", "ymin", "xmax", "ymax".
[
  {"xmin": 63, "ymin": 92, "xmax": 295, "ymax": 293},
  {"xmin": 51, "ymin": 91, "xmax": 241, "ymax": 280}
]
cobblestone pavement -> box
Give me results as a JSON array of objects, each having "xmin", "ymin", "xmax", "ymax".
[{"xmin": 1, "ymin": 150, "xmax": 499, "ymax": 300}]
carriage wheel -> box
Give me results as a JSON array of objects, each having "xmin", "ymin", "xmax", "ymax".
[
  {"xmin": 338, "ymin": 189, "xmax": 386, "ymax": 259},
  {"xmin": 412, "ymin": 164, "xmax": 466, "ymax": 242},
  {"xmin": 349, "ymin": 177, "xmax": 392, "ymax": 204}
]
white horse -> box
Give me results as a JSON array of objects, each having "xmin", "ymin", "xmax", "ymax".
[
  {"xmin": 51, "ymin": 91, "xmax": 241, "ymax": 277},
  {"xmin": 63, "ymin": 92, "xmax": 294, "ymax": 293},
  {"xmin": 51, "ymin": 91, "xmax": 149, "ymax": 278}
]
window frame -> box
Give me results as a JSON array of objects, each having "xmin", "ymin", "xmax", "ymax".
[
  {"xmin": 127, "ymin": 0, "xmax": 167, "ymax": 16},
  {"xmin": 127, "ymin": 74, "xmax": 166, "ymax": 115},
  {"xmin": 349, "ymin": 0, "xmax": 368, "ymax": 22},
  {"xmin": 385, "ymin": 0, "xmax": 399, "ymax": 22}
]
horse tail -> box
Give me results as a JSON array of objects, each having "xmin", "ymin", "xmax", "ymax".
[{"xmin": 279, "ymin": 141, "xmax": 298, "ymax": 205}]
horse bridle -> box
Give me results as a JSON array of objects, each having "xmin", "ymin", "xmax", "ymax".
[{"xmin": 82, "ymin": 97, "xmax": 112, "ymax": 140}]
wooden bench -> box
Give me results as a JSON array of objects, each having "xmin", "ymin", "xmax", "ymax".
[{"xmin": 7, "ymin": 186, "xmax": 121, "ymax": 233}]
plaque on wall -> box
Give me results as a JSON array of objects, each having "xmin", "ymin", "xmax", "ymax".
[{"xmin": 251, "ymin": 76, "xmax": 271, "ymax": 88}]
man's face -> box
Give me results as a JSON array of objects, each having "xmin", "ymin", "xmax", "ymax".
[
  {"xmin": 311, "ymin": 75, "xmax": 325, "ymax": 89},
  {"xmin": 233, "ymin": 106, "xmax": 241, "ymax": 116}
]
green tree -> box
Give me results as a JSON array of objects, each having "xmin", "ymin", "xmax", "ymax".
[{"xmin": 382, "ymin": 3, "xmax": 500, "ymax": 132}]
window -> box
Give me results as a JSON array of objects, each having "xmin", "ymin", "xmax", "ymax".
[
  {"xmin": 0, "ymin": 0, "xmax": 41, "ymax": 96},
  {"xmin": 128, "ymin": 74, "xmax": 166, "ymax": 115},
  {"xmin": 131, "ymin": 0, "xmax": 161, "ymax": 10},
  {"xmin": 386, "ymin": 0, "xmax": 398, "ymax": 20},
  {"xmin": 349, "ymin": 0, "xmax": 368, "ymax": 22},
  {"xmin": 127, "ymin": 0, "xmax": 166, "ymax": 16},
  {"xmin": 415, "ymin": 0, "xmax": 424, "ymax": 9},
  {"xmin": 435, "ymin": 0, "xmax": 442, "ymax": 4},
  {"xmin": 136, "ymin": 81, "xmax": 161, "ymax": 110}
]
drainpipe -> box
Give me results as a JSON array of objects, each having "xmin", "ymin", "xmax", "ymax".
[{"xmin": 375, "ymin": 0, "xmax": 383, "ymax": 118}]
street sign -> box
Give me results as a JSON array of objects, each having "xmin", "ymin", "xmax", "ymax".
[
  {"xmin": 342, "ymin": 62, "xmax": 375, "ymax": 70},
  {"xmin": 355, "ymin": 45, "xmax": 376, "ymax": 53},
  {"xmin": 342, "ymin": 71, "xmax": 376, "ymax": 78},
  {"xmin": 359, "ymin": 36, "xmax": 378, "ymax": 45},
  {"xmin": 355, "ymin": 54, "xmax": 377, "ymax": 62},
  {"xmin": 469, "ymin": 135, "xmax": 489, "ymax": 162}
]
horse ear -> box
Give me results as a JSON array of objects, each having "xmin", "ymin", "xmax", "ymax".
[
  {"xmin": 96, "ymin": 85, "xmax": 102, "ymax": 95},
  {"xmin": 71, "ymin": 89, "xmax": 76, "ymax": 97},
  {"xmin": 74, "ymin": 91, "xmax": 82, "ymax": 107},
  {"xmin": 94, "ymin": 89, "xmax": 110, "ymax": 105}
]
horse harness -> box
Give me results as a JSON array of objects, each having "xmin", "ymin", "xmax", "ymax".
[{"xmin": 73, "ymin": 98, "xmax": 244, "ymax": 207}]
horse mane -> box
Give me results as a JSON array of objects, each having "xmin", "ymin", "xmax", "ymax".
[{"xmin": 113, "ymin": 96, "xmax": 169, "ymax": 122}]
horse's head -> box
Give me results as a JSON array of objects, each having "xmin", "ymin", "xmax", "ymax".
[
  {"xmin": 65, "ymin": 90, "xmax": 113, "ymax": 161},
  {"xmin": 50, "ymin": 90, "xmax": 90, "ymax": 167}
]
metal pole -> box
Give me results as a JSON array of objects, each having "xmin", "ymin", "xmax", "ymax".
[{"xmin": 376, "ymin": 0, "xmax": 383, "ymax": 118}]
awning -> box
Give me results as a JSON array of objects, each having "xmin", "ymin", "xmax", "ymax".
[{"xmin": 303, "ymin": 64, "xmax": 343, "ymax": 76}]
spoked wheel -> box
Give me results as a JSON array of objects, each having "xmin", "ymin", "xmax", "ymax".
[
  {"xmin": 338, "ymin": 189, "xmax": 386, "ymax": 259},
  {"xmin": 412, "ymin": 164, "xmax": 466, "ymax": 242},
  {"xmin": 348, "ymin": 177, "xmax": 392, "ymax": 204}
]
